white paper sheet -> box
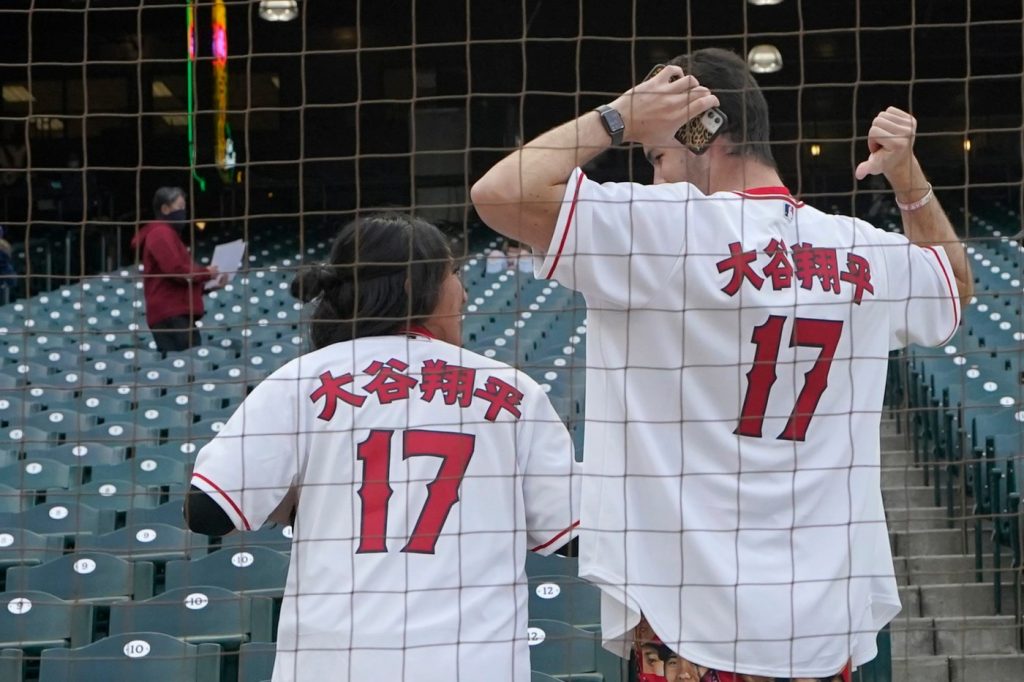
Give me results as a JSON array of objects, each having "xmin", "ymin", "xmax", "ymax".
[{"xmin": 205, "ymin": 239, "xmax": 246, "ymax": 289}]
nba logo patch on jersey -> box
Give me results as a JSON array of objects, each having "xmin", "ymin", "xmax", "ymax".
[{"xmin": 783, "ymin": 203, "xmax": 795, "ymax": 222}]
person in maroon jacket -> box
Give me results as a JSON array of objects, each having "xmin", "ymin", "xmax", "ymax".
[{"xmin": 132, "ymin": 187, "xmax": 227, "ymax": 353}]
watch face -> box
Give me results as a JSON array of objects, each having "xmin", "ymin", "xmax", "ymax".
[{"xmin": 605, "ymin": 108, "xmax": 625, "ymax": 132}]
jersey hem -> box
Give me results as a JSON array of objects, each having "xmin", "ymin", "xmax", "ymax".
[
  {"xmin": 191, "ymin": 472, "xmax": 252, "ymax": 531},
  {"xmin": 530, "ymin": 519, "xmax": 580, "ymax": 553}
]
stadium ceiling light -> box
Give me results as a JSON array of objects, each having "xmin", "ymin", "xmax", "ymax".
[
  {"xmin": 259, "ymin": 0, "xmax": 299, "ymax": 22},
  {"xmin": 747, "ymin": 44, "xmax": 783, "ymax": 73},
  {"xmin": 152, "ymin": 81, "xmax": 173, "ymax": 98},
  {"xmin": 2, "ymin": 85, "xmax": 34, "ymax": 103},
  {"xmin": 747, "ymin": 0, "xmax": 784, "ymax": 5}
]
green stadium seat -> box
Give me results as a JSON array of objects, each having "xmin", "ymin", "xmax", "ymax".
[
  {"xmin": 0, "ymin": 528, "xmax": 64, "ymax": 584},
  {"xmin": 217, "ymin": 524, "xmax": 293, "ymax": 554},
  {"xmin": 528, "ymin": 619, "xmax": 601, "ymax": 680},
  {"xmin": 0, "ymin": 394, "xmax": 42, "ymax": 428},
  {"xmin": 78, "ymin": 421, "xmax": 162, "ymax": 449},
  {"xmin": 75, "ymin": 391, "xmax": 133, "ymax": 419},
  {"xmin": 132, "ymin": 406, "xmax": 196, "ymax": 432},
  {"xmin": 0, "ymin": 590, "xmax": 93, "ymax": 650},
  {"xmin": 0, "ymin": 485, "xmax": 28, "ymax": 515},
  {"xmin": 528, "ymin": 575, "xmax": 601, "ymax": 627},
  {"xmin": 91, "ymin": 455, "xmax": 189, "ymax": 488},
  {"xmin": 526, "ymin": 553, "xmax": 579, "ymax": 579},
  {"xmin": 161, "ymin": 354, "xmax": 214, "ymax": 377},
  {"xmin": 45, "ymin": 442, "xmax": 127, "ymax": 468},
  {"xmin": 5, "ymin": 552, "xmax": 154, "ymax": 604},
  {"xmin": 532, "ymin": 673, "xmax": 561, "ymax": 682},
  {"xmin": 126, "ymin": 499, "xmax": 187, "ymax": 529},
  {"xmin": 238, "ymin": 641, "xmax": 276, "ymax": 682},
  {"xmin": 3, "ymin": 425, "xmax": 57, "ymax": 453},
  {"xmin": 0, "ymin": 648, "xmax": 21, "ymax": 682},
  {"xmin": 0, "ymin": 458, "xmax": 78, "ymax": 492},
  {"xmin": 0, "ymin": 502, "xmax": 117, "ymax": 541},
  {"xmin": 165, "ymin": 546, "xmax": 288, "ymax": 598},
  {"xmin": 109, "ymin": 585, "xmax": 273, "ymax": 647},
  {"xmin": 76, "ymin": 523, "xmax": 207, "ymax": 564},
  {"xmin": 148, "ymin": 440, "xmax": 207, "ymax": 464},
  {"xmin": 49, "ymin": 480, "xmax": 160, "ymax": 512},
  {"xmin": 25, "ymin": 408, "xmax": 100, "ymax": 440},
  {"xmin": 38, "ymin": 631, "xmax": 222, "ymax": 682}
]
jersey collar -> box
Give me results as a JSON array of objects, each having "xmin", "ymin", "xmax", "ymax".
[
  {"xmin": 399, "ymin": 325, "xmax": 437, "ymax": 340},
  {"xmin": 733, "ymin": 185, "xmax": 804, "ymax": 207}
]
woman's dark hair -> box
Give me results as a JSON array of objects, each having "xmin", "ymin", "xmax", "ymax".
[
  {"xmin": 667, "ymin": 47, "xmax": 776, "ymax": 168},
  {"xmin": 152, "ymin": 186, "xmax": 186, "ymax": 218},
  {"xmin": 290, "ymin": 212, "xmax": 452, "ymax": 349}
]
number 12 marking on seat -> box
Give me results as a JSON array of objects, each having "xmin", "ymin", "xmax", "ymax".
[
  {"xmin": 356, "ymin": 429, "xmax": 476, "ymax": 554},
  {"xmin": 735, "ymin": 315, "xmax": 844, "ymax": 441}
]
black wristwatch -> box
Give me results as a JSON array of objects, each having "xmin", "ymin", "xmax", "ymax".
[{"xmin": 594, "ymin": 105, "xmax": 625, "ymax": 146}]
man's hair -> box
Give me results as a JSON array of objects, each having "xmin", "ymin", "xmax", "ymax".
[
  {"xmin": 152, "ymin": 186, "xmax": 186, "ymax": 218},
  {"xmin": 667, "ymin": 47, "xmax": 775, "ymax": 167},
  {"xmin": 290, "ymin": 212, "xmax": 452, "ymax": 350}
]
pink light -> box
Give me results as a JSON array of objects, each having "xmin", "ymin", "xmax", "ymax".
[{"xmin": 212, "ymin": 25, "xmax": 227, "ymax": 67}]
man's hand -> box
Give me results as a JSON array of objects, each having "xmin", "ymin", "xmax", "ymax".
[
  {"xmin": 206, "ymin": 264, "xmax": 229, "ymax": 289},
  {"xmin": 855, "ymin": 106, "xmax": 917, "ymax": 186},
  {"xmin": 610, "ymin": 65, "xmax": 720, "ymax": 148}
]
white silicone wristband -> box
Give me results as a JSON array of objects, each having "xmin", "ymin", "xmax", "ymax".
[{"xmin": 895, "ymin": 184, "xmax": 934, "ymax": 212}]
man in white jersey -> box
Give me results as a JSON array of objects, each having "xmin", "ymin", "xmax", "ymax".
[
  {"xmin": 186, "ymin": 213, "xmax": 580, "ymax": 682},
  {"xmin": 471, "ymin": 48, "xmax": 972, "ymax": 681}
]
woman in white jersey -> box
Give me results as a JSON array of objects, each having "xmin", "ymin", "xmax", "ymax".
[{"xmin": 186, "ymin": 213, "xmax": 580, "ymax": 682}]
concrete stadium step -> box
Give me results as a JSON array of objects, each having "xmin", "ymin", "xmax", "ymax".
[
  {"xmin": 890, "ymin": 616, "xmax": 1020, "ymax": 657},
  {"xmin": 915, "ymin": 583, "xmax": 1016, "ymax": 618},
  {"xmin": 890, "ymin": 528, "xmax": 975, "ymax": 557},
  {"xmin": 886, "ymin": 507, "xmax": 956, "ymax": 532},
  {"xmin": 881, "ymin": 432, "xmax": 909, "ymax": 450},
  {"xmin": 896, "ymin": 554, "xmax": 1009, "ymax": 586},
  {"xmin": 884, "ymin": 449, "xmax": 917, "ymax": 469},
  {"xmin": 881, "ymin": 464, "xmax": 928, "ymax": 488},
  {"xmin": 890, "ymin": 655, "xmax": 948, "ymax": 682},
  {"xmin": 893, "ymin": 654, "xmax": 1024, "ymax": 682},
  {"xmin": 949, "ymin": 654, "xmax": 1024, "ymax": 681},
  {"xmin": 883, "ymin": 486, "xmax": 946, "ymax": 509}
]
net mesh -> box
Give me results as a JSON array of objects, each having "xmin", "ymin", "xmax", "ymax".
[{"xmin": 0, "ymin": 0, "xmax": 1022, "ymax": 680}]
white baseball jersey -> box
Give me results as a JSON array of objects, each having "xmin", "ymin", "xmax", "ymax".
[
  {"xmin": 191, "ymin": 332, "xmax": 580, "ymax": 682},
  {"xmin": 534, "ymin": 168, "xmax": 960, "ymax": 678}
]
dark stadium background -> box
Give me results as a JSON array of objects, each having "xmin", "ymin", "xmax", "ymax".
[{"xmin": 0, "ymin": 0, "xmax": 1020, "ymax": 282}]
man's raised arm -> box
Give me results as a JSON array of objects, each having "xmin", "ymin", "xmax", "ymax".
[
  {"xmin": 470, "ymin": 66, "xmax": 719, "ymax": 253},
  {"xmin": 856, "ymin": 107, "xmax": 973, "ymax": 307}
]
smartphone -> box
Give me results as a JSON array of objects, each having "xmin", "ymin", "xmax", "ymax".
[{"xmin": 642, "ymin": 63, "xmax": 729, "ymax": 155}]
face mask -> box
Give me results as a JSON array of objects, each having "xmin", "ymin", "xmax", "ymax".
[{"xmin": 165, "ymin": 209, "xmax": 188, "ymax": 230}]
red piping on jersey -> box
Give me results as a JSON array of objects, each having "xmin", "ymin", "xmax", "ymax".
[
  {"xmin": 192, "ymin": 472, "xmax": 252, "ymax": 531},
  {"xmin": 732, "ymin": 185, "xmax": 805, "ymax": 208},
  {"xmin": 531, "ymin": 519, "xmax": 580, "ymax": 552},
  {"xmin": 544, "ymin": 171, "xmax": 586, "ymax": 280},
  {"xmin": 923, "ymin": 246, "xmax": 960, "ymax": 343},
  {"xmin": 399, "ymin": 325, "xmax": 437, "ymax": 339}
]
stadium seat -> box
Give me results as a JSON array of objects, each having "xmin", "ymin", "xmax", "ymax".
[
  {"xmin": 77, "ymin": 523, "xmax": 207, "ymax": 564},
  {"xmin": 132, "ymin": 406, "xmax": 196, "ymax": 433},
  {"xmin": 0, "ymin": 648, "xmax": 21, "ymax": 682},
  {"xmin": 238, "ymin": 641, "xmax": 276, "ymax": 682},
  {"xmin": 49, "ymin": 480, "xmax": 160, "ymax": 512},
  {"xmin": 45, "ymin": 441, "xmax": 127, "ymax": 468},
  {"xmin": 0, "ymin": 394, "xmax": 42, "ymax": 428},
  {"xmin": 528, "ymin": 575, "xmax": 601, "ymax": 627},
  {"xmin": 0, "ymin": 528, "xmax": 64, "ymax": 584},
  {"xmin": 165, "ymin": 546, "xmax": 288, "ymax": 598},
  {"xmin": 0, "ymin": 502, "xmax": 117, "ymax": 541},
  {"xmin": 25, "ymin": 408, "xmax": 99, "ymax": 440},
  {"xmin": 126, "ymin": 500, "xmax": 188, "ymax": 529},
  {"xmin": 527, "ymin": 619, "xmax": 601, "ymax": 680},
  {"xmin": 108, "ymin": 585, "xmax": 273, "ymax": 647},
  {"xmin": 217, "ymin": 524, "xmax": 293, "ymax": 554},
  {"xmin": 38, "ymin": 631, "xmax": 222, "ymax": 682},
  {"xmin": 78, "ymin": 421, "xmax": 162, "ymax": 449},
  {"xmin": 0, "ymin": 458, "xmax": 78, "ymax": 492},
  {"xmin": 92, "ymin": 455, "xmax": 190, "ymax": 488},
  {"xmin": 526, "ymin": 552, "xmax": 580, "ymax": 579},
  {"xmin": 2, "ymin": 425, "xmax": 57, "ymax": 453},
  {"xmin": 5, "ymin": 552, "xmax": 154, "ymax": 604},
  {"xmin": 0, "ymin": 590, "xmax": 93, "ymax": 650}
]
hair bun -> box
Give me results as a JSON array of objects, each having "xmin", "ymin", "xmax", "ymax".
[{"xmin": 290, "ymin": 263, "xmax": 344, "ymax": 302}]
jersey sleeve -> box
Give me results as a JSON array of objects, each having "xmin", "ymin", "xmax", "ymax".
[
  {"xmin": 190, "ymin": 368, "xmax": 305, "ymax": 531},
  {"xmin": 532, "ymin": 167, "xmax": 704, "ymax": 307},
  {"xmin": 516, "ymin": 380, "xmax": 581, "ymax": 555},
  {"xmin": 877, "ymin": 230, "xmax": 962, "ymax": 349}
]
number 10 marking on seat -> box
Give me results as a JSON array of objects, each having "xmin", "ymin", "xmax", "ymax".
[{"xmin": 736, "ymin": 315, "xmax": 843, "ymax": 441}]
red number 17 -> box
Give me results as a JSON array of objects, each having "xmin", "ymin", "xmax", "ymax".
[
  {"xmin": 356, "ymin": 429, "xmax": 476, "ymax": 555},
  {"xmin": 735, "ymin": 315, "xmax": 844, "ymax": 442}
]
